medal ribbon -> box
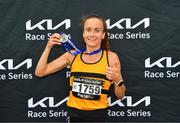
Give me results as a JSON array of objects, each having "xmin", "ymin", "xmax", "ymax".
[{"xmin": 60, "ymin": 32, "xmax": 102, "ymax": 56}]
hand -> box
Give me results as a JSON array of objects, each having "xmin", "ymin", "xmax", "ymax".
[
  {"xmin": 47, "ymin": 33, "xmax": 62, "ymax": 48},
  {"xmin": 105, "ymin": 65, "xmax": 120, "ymax": 82}
]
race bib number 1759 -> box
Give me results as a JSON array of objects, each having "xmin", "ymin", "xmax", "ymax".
[{"xmin": 72, "ymin": 77, "xmax": 103, "ymax": 100}]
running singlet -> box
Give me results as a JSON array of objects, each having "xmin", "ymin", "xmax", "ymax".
[{"xmin": 67, "ymin": 50, "xmax": 112, "ymax": 110}]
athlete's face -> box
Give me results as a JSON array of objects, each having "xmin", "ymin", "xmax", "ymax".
[{"xmin": 83, "ymin": 18, "xmax": 105, "ymax": 48}]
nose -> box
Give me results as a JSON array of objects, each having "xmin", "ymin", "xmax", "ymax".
[{"xmin": 89, "ymin": 31, "xmax": 95, "ymax": 36}]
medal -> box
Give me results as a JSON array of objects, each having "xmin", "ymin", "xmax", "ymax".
[
  {"xmin": 60, "ymin": 32, "xmax": 82, "ymax": 55},
  {"xmin": 59, "ymin": 32, "xmax": 102, "ymax": 55}
]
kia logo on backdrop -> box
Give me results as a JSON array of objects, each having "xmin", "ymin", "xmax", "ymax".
[
  {"xmin": 28, "ymin": 97, "xmax": 69, "ymax": 108},
  {"xmin": 25, "ymin": 18, "xmax": 150, "ymax": 31},
  {"xmin": 0, "ymin": 59, "xmax": 32, "ymax": 70},
  {"xmin": 27, "ymin": 96, "xmax": 151, "ymax": 118},
  {"xmin": 145, "ymin": 57, "xmax": 180, "ymax": 68},
  {"xmin": 144, "ymin": 57, "xmax": 180, "ymax": 79},
  {"xmin": 0, "ymin": 58, "xmax": 33, "ymax": 80},
  {"xmin": 106, "ymin": 18, "xmax": 150, "ymax": 29},
  {"xmin": 25, "ymin": 18, "xmax": 151, "ymax": 41},
  {"xmin": 108, "ymin": 96, "xmax": 151, "ymax": 117},
  {"xmin": 108, "ymin": 96, "xmax": 150, "ymax": 107},
  {"xmin": 28, "ymin": 96, "xmax": 150, "ymax": 108},
  {"xmin": 26, "ymin": 19, "xmax": 71, "ymax": 30},
  {"xmin": 107, "ymin": 18, "xmax": 151, "ymax": 40},
  {"xmin": 25, "ymin": 19, "xmax": 71, "ymax": 41}
]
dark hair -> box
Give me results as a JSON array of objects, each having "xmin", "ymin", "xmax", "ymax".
[{"xmin": 81, "ymin": 14, "xmax": 110, "ymax": 50}]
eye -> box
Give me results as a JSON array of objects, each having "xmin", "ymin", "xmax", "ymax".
[
  {"xmin": 95, "ymin": 28, "xmax": 103, "ymax": 33},
  {"xmin": 85, "ymin": 27, "xmax": 91, "ymax": 32},
  {"xmin": 95, "ymin": 29, "xmax": 100, "ymax": 32}
]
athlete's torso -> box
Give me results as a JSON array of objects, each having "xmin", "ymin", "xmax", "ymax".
[{"xmin": 67, "ymin": 50, "xmax": 112, "ymax": 110}]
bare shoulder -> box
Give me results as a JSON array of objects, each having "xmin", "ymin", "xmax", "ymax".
[
  {"xmin": 59, "ymin": 50, "xmax": 75, "ymax": 65},
  {"xmin": 108, "ymin": 51, "xmax": 119, "ymax": 59},
  {"xmin": 66, "ymin": 50, "xmax": 77, "ymax": 63},
  {"xmin": 107, "ymin": 50, "xmax": 121, "ymax": 65}
]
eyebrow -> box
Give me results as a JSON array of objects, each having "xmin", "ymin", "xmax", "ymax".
[{"xmin": 84, "ymin": 27, "xmax": 102, "ymax": 30}]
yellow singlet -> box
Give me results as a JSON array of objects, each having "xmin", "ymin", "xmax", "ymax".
[{"xmin": 67, "ymin": 50, "xmax": 112, "ymax": 110}]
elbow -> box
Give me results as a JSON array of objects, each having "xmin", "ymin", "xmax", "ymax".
[
  {"xmin": 116, "ymin": 92, "xmax": 125, "ymax": 99},
  {"xmin": 35, "ymin": 70, "xmax": 45, "ymax": 77},
  {"xmin": 35, "ymin": 73, "xmax": 44, "ymax": 78}
]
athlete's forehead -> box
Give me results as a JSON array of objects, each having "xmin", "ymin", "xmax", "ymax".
[{"xmin": 84, "ymin": 18, "xmax": 104, "ymax": 29}]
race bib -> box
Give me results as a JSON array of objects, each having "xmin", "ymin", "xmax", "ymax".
[{"xmin": 72, "ymin": 76, "xmax": 103, "ymax": 100}]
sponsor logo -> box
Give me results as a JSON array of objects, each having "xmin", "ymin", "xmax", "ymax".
[
  {"xmin": 25, "ymin": 19, "xmax": 71, "ymax": 41},
  {"xmin": 106, "ymin": 18, "xmax": 150, "ymax": 29},
  {"xmin": 108, "ymin": 96, "xmax": 151, "ymax": 117},
  {"xmin": 144, "ymin": 57, "xmax": 180, "ymax": 78},
  {"xmin": 145, "ymin": 57, "xmax": 180, "ymax": 68},
  {"xmin": 26, "ymin": 18, "xmax": 149, "ymax": 31},
  {"xmin": 109, "ymin": 96, "xmax": 150, "ymax": 107},
  {"xmin": 25, "ymin": 18, "xmax": 150, "ymax": 41},
  {"xmin": 27, "ymin": 97, "xmax": 68, "ymax": 118},
  {"xmin": 27, "ymin": 96, "xmax": 151, "ymax": 118},
  {"xmin": 28, "ymin": 97, "xmax": 69, "ymax": 108},
  {"xmin": 26, "ymin": 19, "xmax": 71, "ymax": 30},
  {"xmin": 107, "ymin": 18, "xmax": 150, "ymax": 40},
  {"xmin": 0, "ymin": 59, "xmax": 32, "ymax": 70},
  {"xmin": 28, "ymin": 96, "xmax": 150, "ymax": 108},
  {"xmin": 0, "ymin": 59, "xmax": 33, "ymax": 80}
]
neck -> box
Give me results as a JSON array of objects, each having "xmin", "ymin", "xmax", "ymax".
[
  {"xmin": 83, "ymin": 47, "xmax": 102, "ymax": 55},
  {"xmin": 85, "ymin": 46, "xmax": 101, "ymax": 53}
]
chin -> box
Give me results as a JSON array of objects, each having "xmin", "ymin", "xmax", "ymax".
[{"xmin": 88, "ymin": 44, "xmax": 98, "ymax": 48}]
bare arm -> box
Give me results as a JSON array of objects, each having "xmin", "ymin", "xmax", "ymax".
[
  {"xmin": 105, "ymin": 51, "xmax": 126, "ymax": 99},
  {"xmin": 35, "ymin": 33, "xmax": 74, "ymax": 77}
]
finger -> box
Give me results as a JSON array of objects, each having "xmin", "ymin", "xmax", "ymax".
[
  {"xmin": 50, "ymin": 33, "xmax": 61, "ymax": 39},
  {"xmin": 52, "ymin": 41, "xmax": 61, "ymax": 45},
  {"xmin": 106, "ymin": 74, "xmax": 112, "ymax": 80},
  {"xmin": 107, "ymin": 66, "xmax": 118, "ymax": 73},
  {"xmin": 49, "ymin": 39, "xmax": 61, "ymax": 45},
  {"xmin": 105, "ymin": 68, "xmax": 113, "ymax": 77},
  {"xmin": 51, "ymin": 38, "xmax": 61, "ymax": 43},
  {"xmin": 50, "ymin": 41, "xmax": 61, "ymax": 46},
  {"xmin": 105, "ymin": 69, "xmax": 112, "ymax": 75},
  {"xmin": 106, "ymin": 66, "xmax": 113, "ymax": 71}
]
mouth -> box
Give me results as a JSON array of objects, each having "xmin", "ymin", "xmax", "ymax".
[{"xmin": 87, "ymin": 37, "xmax": 97, "ymax": 42}]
